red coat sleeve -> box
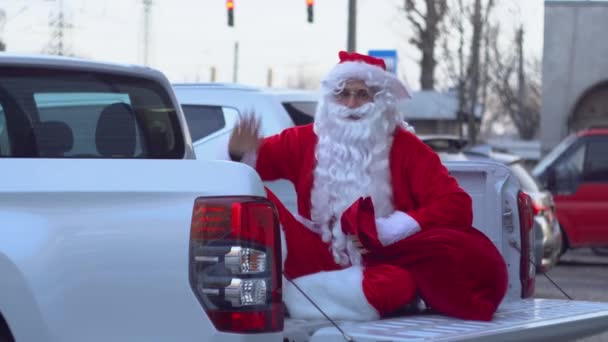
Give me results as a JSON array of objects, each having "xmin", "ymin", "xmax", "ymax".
[
  {"xmin": 254, "ymin": 126, "xmax": 303, "ymax": 183},
  {"xmin": 399, "ymin": 135, "xmax": 473, "ymax": 230}
]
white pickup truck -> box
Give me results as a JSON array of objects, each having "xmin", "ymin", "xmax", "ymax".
[{"xmin": 1, "ymin": 55, "xmax": 608, "ymax": 342}]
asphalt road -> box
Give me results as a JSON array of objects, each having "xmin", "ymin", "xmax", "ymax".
[{"xmin": 535, "ymin": 248, "xmax": 608, "ymax": 342}]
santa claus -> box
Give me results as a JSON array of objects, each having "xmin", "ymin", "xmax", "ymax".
[{"xmin": 229, "ymin": 51, "xmax": 508, "ymax": 322}]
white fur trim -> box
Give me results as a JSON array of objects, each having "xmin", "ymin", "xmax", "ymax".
[
  {"xmin": 240, "ymin": 151, "xmax": 257, "ymax": 168},
  {"xmin": 375, "ymin": 211, "xmax": 421, "ymax": 246},
  {"xmin": 400, "ymin": 121, "xmax": 416, "ymax": 133},
  {"xmin": 283, "ymin": 266, "xmax": 379, "ymax": 321},
  {"xmin": 322, "ymin": 61, "xmax": 411, "ymax": 100}
]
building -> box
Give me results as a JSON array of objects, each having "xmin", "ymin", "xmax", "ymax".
[
  {"xmin": 541, "ymin": 0, "xmax": 608, "ymax": 155},
  {"xmin": 398, "ymin": 90, "xmax": 481, "ymax": 135}
]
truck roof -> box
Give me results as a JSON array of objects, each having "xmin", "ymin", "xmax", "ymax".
[{"xmin": 0, "ymin": 53, "xmax": 166, "ymax": 81}]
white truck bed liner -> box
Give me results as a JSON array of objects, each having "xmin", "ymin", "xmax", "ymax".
[{"xmin": 285, "ymin": 299, "xmax": 608, "ymax": 341}]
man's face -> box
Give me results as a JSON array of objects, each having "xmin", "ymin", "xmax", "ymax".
[{"xmin": 333, "ymin": 79, "xmax": 374, "ymax": 109}]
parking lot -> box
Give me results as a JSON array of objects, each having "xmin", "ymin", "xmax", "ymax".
[{"xmin": 536, "ymin": 249, "xmax": 608, "ymax": 341}]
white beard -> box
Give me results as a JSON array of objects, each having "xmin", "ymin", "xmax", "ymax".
[{"xmin": 310, "ymin": 99, "xmax": 399, "ymax": 266}]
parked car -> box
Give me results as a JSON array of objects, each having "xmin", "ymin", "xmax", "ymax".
[
  {"xmin": 418, "ymin": 136, "xmax": 563, "ymax": 272},
  {"xmin": 172, "ymin": 83, "xmax": 318, "ymax": 214},
  {"xmin": 532, "ymin": 128, "xmax": 608, "ymax": 256}
]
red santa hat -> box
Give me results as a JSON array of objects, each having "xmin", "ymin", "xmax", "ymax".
[{"xmin": 321, "ymin": 51, "xmax": 412, "ymax": 100}]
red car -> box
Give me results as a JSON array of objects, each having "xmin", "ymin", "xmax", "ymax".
[{"xmin": 532, "ymin": 128, "xmax": 608, "ymax": 255}]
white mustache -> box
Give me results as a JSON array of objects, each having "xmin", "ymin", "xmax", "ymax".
[{"xmin": 327, "ymin": 102, "xmax": 376, "ymax": 119}]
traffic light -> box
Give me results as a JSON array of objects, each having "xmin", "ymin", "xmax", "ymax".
[
  {"xmin": 307, "ymin": 0, "xmax": 314, "ymax": 23},
  {"xmin": 227, "ymin": 0, "xmax": 234, "ymax": 27}
]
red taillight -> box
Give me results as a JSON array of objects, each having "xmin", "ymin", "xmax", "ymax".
[
  {"xmin": 189, "ymin": 197, "xmax": 283, "ymax": 333},
  {"xmin": 532, "ymin": 201, "xmax": 544, "ymax": 216},
  {"xmin": 518, "ymin": 191, "xmax": 535, "ymax": 298}
]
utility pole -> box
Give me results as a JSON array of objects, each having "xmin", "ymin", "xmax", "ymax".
[
  {"xmin": 232, "ymin": 41, "xmax": 239, "ymax": 83},
  {"xmin": 347, "ymin": 0, "xmax": 357, "ymax": 52},
  {"xmin": 210, "ymin": 66, "xmax": 217, "ymax": 82},
  {"xmin": 267, "ymin": 67, "xmax": 273, "ymax": 87},
  {"xmin": 516, "ymin": 26, "xmax": 525, "ymax": 124},
  {"xmin": 143, "ymin": 0, "xmax": 152, "ymax": 66},
  {"xmin": 467, "ymin": 0, "xmax": 482, "ymax": 146}
]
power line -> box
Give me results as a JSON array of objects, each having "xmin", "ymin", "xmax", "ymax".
[{"xmin": 46, "ymin": 0, "xmax": 73, "ymax": 56}]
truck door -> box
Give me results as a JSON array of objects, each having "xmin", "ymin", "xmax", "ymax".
[{"xmin": 551, "ymin": 136, "xmax": 608, "ymax": 247}]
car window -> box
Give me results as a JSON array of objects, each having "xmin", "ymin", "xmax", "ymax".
[
  {"xmin": 181, "ymin": 105, "xmax": 239, "ymax": 142},
  {"xmin": 282, "ymin": 101, "xmax": 316, "ymax": 126},
  {"xmin": 0, "ymin": 105, "xmax": 9, "ymax": 156},
  {"xmin": 552, "ymin": 142, "xmax": 586, "ymax": 192},
  {"xmin": 533, "ymin": 134, "xmax": 577, "ymax": 177},
  {"xmin": 0, "ymin": 66, "xmax": 184, "ymax": 159},
  {"xmin": 509, "ymin": 163, "xmax": 540, "ymax": 192},
  {"xmin": 583, "ymin": 138, "xmax": 608, "ymax": 182}
]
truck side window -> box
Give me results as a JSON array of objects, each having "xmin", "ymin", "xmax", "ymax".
[
  {"xmin": 583, "ymin": 139, "xmax": 608, "ymax": 182},
  {"xmin": 554, "ymin": 143, "xmax": 586, "ymax": 193}
]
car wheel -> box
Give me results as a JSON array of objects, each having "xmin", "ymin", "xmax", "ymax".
[
  {"xmin": 591, "ymin": 247, "xmax": 608, "ymax": 256},
  {"xmin": 559, "ymin": 225, "xmax": 569, "ymax": 257}
]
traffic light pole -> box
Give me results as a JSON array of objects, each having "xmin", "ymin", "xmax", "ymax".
[{"xmin": 347, "ymin": 0, "xmax": 357, "ymax": 52}]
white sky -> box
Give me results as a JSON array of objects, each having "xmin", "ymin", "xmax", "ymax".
[{"xmin": 1, "ymin": 0, "xmax": 544, "ymax": 90}]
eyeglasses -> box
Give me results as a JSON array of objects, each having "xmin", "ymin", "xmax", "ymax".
[{"xmin": 334, "ymin": 88, "xmax": 374, "ymax": 103}]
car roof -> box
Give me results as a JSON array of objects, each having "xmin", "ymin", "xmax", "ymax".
[
  {"xmin": 463, "ymin": 145, "xmax": 522, "ymax": 165},
  {"xmin": 577, "ymin": 128, "xmax": 608, "ymax": 137},
  {"xmin": 418, "ymin": 134, "xmax": 468, "ymax": 142},
  {"xmin": 172, "ymin": 82, "xmax": 320, "ymax": 100},
  {"xmin": 172, "ymin": 82, "xmax": 261, "ymax": 92}
]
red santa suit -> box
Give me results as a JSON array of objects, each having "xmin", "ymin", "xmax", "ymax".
[{"xmin": 244, "ymin": 51, "xmax": 508, "ymax": 322}]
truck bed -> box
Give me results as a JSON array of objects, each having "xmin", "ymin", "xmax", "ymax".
[{"xmin": 285, "ymin": 299, "xmax": 608, "ymax": 341}]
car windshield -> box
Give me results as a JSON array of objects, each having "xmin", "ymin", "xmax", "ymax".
[
  {"xmin": 0, "ymin": 66, "xmax": 184, "ymax": 158},
  {"xmin": 532, "ymin": 134, "xmax": 577, "ymax": 177}
]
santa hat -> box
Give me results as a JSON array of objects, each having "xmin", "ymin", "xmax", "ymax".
[{"xmin": 321, "ymin": 51, "xmax": 412, "ymax": 100}]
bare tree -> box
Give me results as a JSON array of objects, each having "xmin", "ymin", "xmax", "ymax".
[
  {"xmin": 466, "ymin": 0, "xmax": 483, "ymax": 144},
  {"xmin": 402, "ymin": 0, "xmax": 448, "ymax": 90},
  {"xmin": 488, "ymin": 27, "xmax": 541, "ymax": 140},
  {"xmin": 438, "ymin": 0, "xmax": 495, "ymax": 144}
]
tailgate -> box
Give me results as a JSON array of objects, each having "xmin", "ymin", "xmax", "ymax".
[{"xmin": 285, "ymin": 299, "xmax": 608, "ymax": 341}]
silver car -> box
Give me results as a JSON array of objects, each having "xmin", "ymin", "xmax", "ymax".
[{"xmin": 420, "ymin": 137, "xmax": 563, "ymax": 273}]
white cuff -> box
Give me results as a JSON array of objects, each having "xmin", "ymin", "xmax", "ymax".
[
  {"xmin": 283, "ymin": 266, "xmax": 379, "ymax": 321},
  {"xmin": 375, "ymin": 211, "xmax": 421, "ymax": 246}
]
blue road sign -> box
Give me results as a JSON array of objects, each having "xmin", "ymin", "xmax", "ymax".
[{"xmin": 368, "ymin": 50, "xmax": 398, "ymax": 75}]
